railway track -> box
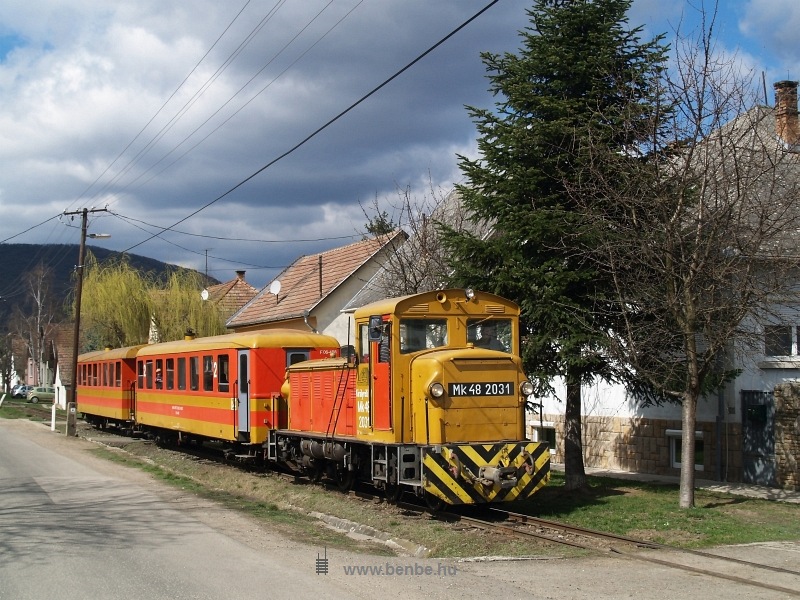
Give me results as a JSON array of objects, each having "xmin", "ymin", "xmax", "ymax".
[{"xmin": 454, "ymin": 507, "xmax": 800, "ymax": 597}]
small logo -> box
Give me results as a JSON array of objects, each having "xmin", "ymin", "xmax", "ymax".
[{"xmin": 315, "ymin": 547, "xmax": 329, "ymax": 575}]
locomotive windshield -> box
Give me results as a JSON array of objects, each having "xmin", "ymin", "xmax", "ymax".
[
  {"xmin": 467, "ymin": 318, "xmax": 512, "ymax": 353},
  {"xmin": 400, "ymin": 319, "xmax": 448, "ymax": 353}
]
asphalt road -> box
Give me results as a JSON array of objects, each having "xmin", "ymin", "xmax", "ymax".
[{"xmin": 1, "ymin": 417, "xmax": 799, "ymax": 600}]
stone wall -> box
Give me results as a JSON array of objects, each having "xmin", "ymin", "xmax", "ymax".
[
  {"xmin": 773, "ymin": 383, "xmax": 800, "ymax": 490},
  {"xmin": 534, "ymin": 414, "xmax": 743, "ymax": 482}
]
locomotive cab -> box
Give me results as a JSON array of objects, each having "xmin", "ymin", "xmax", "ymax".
[{"xmin": 353, "ymin": 291, "xmax": 528, "ymax": 446}]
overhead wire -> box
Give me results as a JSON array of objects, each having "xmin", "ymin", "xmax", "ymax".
[
  {"xmin": 66, "ymin": 0, "xmax": 257, "ymax": 214},
  {"xmin": 109, "ymin": 211, "xmax": 360, "ymax": 244},
  {"xmin": 3, "ymin": 1, "xmax": 499, "ymax": 290},
  {"xmin": 119, "ymin": 0, "xmax": 349, "ymax": 196},
  {"xmin": 113, "ymin": 210, "xmax": 287, "ymax": 272},
  {"xmin": 95, "ymin": 0, "xmax": 293, "ymax": 208},
  {"xmin": 122, "ymin": 0, "xmax": 502, "ymax": 253},
  {"xmin": 0, "ymin": 1, "xmax": 259, "ymax": 298}
]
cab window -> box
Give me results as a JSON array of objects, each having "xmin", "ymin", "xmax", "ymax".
[
  {"xmin": 467, "ymin": 318, "xmax": 512, "ymax": 353},
  {"xmin": 359, "ymin": 324, "xmax": 371, "ymax": 363},
  {"xmin": 400, "ymin": 319, "xmax": 448, "ymax": 354}
]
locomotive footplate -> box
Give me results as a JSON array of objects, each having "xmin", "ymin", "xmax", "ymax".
[{"xmin": 421, "ymin": 441, "xmax": 550, "ymax": 504}]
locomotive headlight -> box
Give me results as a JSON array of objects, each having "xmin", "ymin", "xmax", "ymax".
[
  {"xmin": 429, "ymin": 382, "xmax": 445, "ymax": 398},
  {"xmin": 520, "ymin": 381, "xmax": 534, "ymax": 396}
]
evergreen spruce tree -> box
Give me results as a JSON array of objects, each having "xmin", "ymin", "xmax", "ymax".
[{"xmin": 440, "ymin": 0, "xmax": 667, "ymax": 489}]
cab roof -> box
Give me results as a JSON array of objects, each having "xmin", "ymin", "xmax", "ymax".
[{"xmin": 352, "ymin": 289, "xmax": 519, "ymax": 319}]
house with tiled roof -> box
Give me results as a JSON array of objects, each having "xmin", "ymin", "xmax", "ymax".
[
  {"xmin": 204, "ymin": 270, "xmax": 258, "ymax": 319},
  {"xmin": 226, "ymin": 231, "xmax": 407, "ymax": 343}
]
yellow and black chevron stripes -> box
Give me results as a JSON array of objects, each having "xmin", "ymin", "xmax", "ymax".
[{"xmin": 422, "ymin": 442, "xmax": 550, "ymax": 505}]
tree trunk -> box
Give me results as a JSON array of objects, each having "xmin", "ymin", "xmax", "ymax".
[
  {"xmin": 563, "ymin": 366, "xmax": 587, "ymax": 490},
  {"xmin": 679, "ymin": 392, "xmax": 698, "ymax": 508}
]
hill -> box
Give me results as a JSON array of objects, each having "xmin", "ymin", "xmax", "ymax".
[{"xmin": 0, "ymin": 244, "xmax": 217, "ymax": 321}]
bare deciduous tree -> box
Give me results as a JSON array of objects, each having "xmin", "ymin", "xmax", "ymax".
[
  {"xmin": 360, "ymin": 179, "xmax": 482, "ymax": 297},
  {"xmin": 11, "ymin": 263, "xmax": 61, "ymax": 385},
  {"xmin": 575, "ymin": 8, "xmax": 800, "ymax": 507}
]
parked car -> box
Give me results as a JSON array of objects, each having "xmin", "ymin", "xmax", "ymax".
[
  {"xmin": 26, "ymin": 386, "xmax": 55, "ymax": 403},
  {"xmin": 11, "ymin": 384, "xmax": 32, "ymax": 398}
]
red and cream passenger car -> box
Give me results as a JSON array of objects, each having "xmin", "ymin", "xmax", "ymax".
[{"xmin": 77, "ymin": 330, "xmax": 340, "ymax": 447}]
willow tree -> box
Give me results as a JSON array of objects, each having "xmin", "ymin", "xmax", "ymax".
[
  {"xmin": 79, "ymin": 253, "xmax": 153, "ymax": 348},
  {"xmin": 149, "ymin": 270, "xmax": 227, "ymax": 343},
  {"xmin": 79, "ymin": 254, "xmax": 226, "ymax": 350},
  {"xmin": 439, "ymin": 0, "xmax": 667, "ymax": 490}
]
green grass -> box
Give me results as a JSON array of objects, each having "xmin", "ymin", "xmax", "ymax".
[
  {"xmin": 509, "ymin": 471, "xmax": 800, "ymax": 547},
  {"xmin": 0, "ymin": 397, "xmax": 58, "ymax": 421},
  {"xmin": 88, "ymin": 440, "xmax": 800, "ymax": 556}
]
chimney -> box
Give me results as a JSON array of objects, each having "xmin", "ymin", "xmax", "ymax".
[
  {"xmin": 235, "ymin": 270, "xmax": 245, "ymax": 281},
  {"xmin": 774, "ymin": 80, "xmax": 799, "ymax": 146}
]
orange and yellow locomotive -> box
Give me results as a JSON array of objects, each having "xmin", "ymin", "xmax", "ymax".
[{"xmin": 275, "ymin": 288, "xmax": 550, "ymax": 507}]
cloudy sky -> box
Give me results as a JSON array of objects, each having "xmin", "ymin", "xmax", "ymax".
[{"xmin": 1, "ymin": 0, "xmax": 799, "ymax": 291}]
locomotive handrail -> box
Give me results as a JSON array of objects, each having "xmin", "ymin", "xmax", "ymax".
[
  {"xmin": 325, "ymin": 360, "xmax": 353, "ymax": 441},
  {"xmin": 233, "ymin": 379, "xmax": 239, "ymax": 437},
  {"xmin": 129, "ymin": 381, "xmax": 136, "ymax": 422}
]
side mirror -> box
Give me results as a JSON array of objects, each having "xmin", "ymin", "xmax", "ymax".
[{"xmin": 368, "ymin": 315, "xmax": 383, "ymax": 342}]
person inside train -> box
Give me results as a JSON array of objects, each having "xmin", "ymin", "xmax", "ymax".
[{"xmin": 476, "ymin": 323, "xmax": 504, "ymax": 351}]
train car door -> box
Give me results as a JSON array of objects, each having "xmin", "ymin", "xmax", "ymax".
[
  {"xmin": 237, "ymin": 350, "xmax": 250, "ymax": 437},
  {"xmin": 370, "ymin": 317, "xmax": 392, "ymax": 430}
]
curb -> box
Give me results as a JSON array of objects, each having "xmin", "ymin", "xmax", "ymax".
[{"xmin": 309, "ymin": 511, "xmax": 430, "ymax": 558}]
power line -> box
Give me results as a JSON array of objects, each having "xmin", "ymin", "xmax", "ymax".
[
  {"xmin": 95, "ymin": 1, "xmax": 293, "ymax": 209},
  {"xmin": 100, "ymin": 0, "xmax": 359, "ymax": 206},
  {"xmin": 68, "ymin": 0, "xmax": 258, "ymax": 213},
  {"xmin": 122, "ymin": 0, "xmax": 502, "ymax": 253}
]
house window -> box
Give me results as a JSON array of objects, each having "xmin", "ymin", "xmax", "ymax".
[
  {"xmin": 532, "ymin": 426, "xmax": 557, "ymax": 455},
  {"xmin": 666, "ymin": 429, "xmax": 704, "ymax": 471},
  {"xmin": 764, "ymin": 325, "xmax": 794, "ymax": 356}
]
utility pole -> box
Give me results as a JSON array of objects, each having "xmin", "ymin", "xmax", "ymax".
[{"xmin": 63, "ymin": 207, "xmax": 109, "ymax": 436}]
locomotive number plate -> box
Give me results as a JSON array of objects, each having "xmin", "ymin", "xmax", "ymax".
[{"xmin": 448, "ymin": 382, "xmax": 514, "ymax": 396}]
